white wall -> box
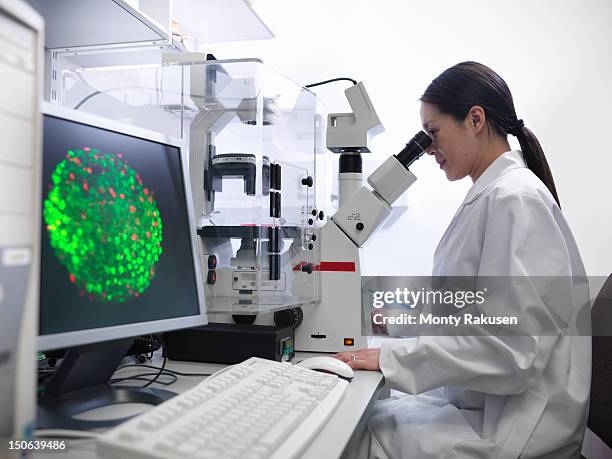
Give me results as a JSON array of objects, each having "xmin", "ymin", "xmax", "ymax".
[{"xmin": 208, "ymin": 0, "xmax": 612, "ymax": 276}]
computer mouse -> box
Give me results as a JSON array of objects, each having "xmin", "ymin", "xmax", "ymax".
[{"xmin": 296, "ymin": 356, "xmax": 354, "ymax": 380}]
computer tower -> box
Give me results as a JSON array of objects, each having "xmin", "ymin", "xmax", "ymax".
[{"xmin": 0, "ymin": 0, "xmax": 43, "ymax": 442}]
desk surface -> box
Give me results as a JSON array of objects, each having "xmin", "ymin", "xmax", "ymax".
[{"xmin": 33, "ymin": 353, "xmax": 384, "ymax": 459}]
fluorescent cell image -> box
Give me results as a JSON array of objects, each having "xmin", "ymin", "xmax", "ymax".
[{"xmin": 43, "ymin": 147, "xmax": 163, "ymax": 302}]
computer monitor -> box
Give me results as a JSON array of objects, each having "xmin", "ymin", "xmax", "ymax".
[{"xmin": 37, "ymin": 103, "xmax": 207, "ymax": 429}]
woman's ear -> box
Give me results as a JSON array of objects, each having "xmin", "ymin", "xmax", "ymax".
[{"xmin": 467, "ymin": 106, "xmax": 486, "ymax": 134}]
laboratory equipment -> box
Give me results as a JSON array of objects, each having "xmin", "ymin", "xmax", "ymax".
[
  {"xmin": 297, "ymin": 356, "xmax": 354, "ymax": 380},
  {"xmin": 97, "ymin": 357, "xmax": 347, "ymax": 459},
  {"xmin": 163, "ymin": 323, "xmax": 295, "ymax": 363},
  {"xmin": 37, "ymin": 103, "xmax": 207, "ymax": 429},
  {"xmin": 0, "ymin": 0, "xmax": 43, "ymax": 442},
  {"xmin": 296, "ymin": 82, "xmax": 432, "ymax": 352},
  {"xmin": 182, "ymin": 58, "xmax": 322, "ymax": 318}
]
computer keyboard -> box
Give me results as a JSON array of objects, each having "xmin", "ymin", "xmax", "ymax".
[{"xmin": 97, "ymin": 357, "xmax": 348, "ymax": 459}]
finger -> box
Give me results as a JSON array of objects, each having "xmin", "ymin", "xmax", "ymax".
[{"xmin": 335, "ymin": 353, "xmax": 351, "ymax": 363}]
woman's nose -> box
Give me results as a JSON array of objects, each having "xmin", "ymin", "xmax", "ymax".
[{"xmin": 426, "ymin": 144, "xmax": 436, "ymax": 155}]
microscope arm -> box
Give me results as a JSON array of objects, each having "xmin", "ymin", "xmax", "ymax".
[{"xmin": 330, "ymin": 154, "xmax": 417, "ymax": 248}]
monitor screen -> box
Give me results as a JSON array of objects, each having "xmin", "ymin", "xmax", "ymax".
[{"xmin": 39, "ymin": 113, "xmax": 203, "ymax": 347}]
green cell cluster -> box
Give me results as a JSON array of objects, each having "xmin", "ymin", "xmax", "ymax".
[{"xmin": 43, "ymin": 148, "xmax": 163, "ymax": 302}]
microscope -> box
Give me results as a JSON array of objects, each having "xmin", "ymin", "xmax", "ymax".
[
  {"xmin": 295, "ymin": 82, "xmax": 431, "ymax": 352},
  {"xmin": 182, "ymin": 57, "xmax": 430, "ymax": 353}
]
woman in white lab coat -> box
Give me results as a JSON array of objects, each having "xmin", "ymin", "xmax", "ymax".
[{"xmin": 336, "ymin": 62, "xmax": 590, "ymax": 458}]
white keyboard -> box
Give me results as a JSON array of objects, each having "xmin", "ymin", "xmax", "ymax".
[{"xmin": 97, "ymin": 357, "xmax": 348, "ymax": 459}]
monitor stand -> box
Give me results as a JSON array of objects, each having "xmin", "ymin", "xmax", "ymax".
[{"xmin": 37, "ymin": 338, "xmax": 175, "ymax": 430}]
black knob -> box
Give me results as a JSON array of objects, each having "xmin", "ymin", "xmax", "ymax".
[
  {"xmin": 207, "ymin": 270, "xmax": 217, "ymax": 285},
  {"xmin": 301, "ymin": 176, "xmax": 313, "ymax": 187},
  {"xmin": 301, "ymin": 263, "xmax": 313, "ymax": 274},
  {"xmin": 356, "ymin": 222, "xmax": 364, "ymax": 231},
  {"xmin": 207, "ymin": 254, "xmax": 217, "ymax": 270},
  {"xmin": 308, "ymin": 218, "xmax": 314, "ymax": 225},
  {"xmin": 311, "ymin": 234, "xmax": 317, "ymax": 242},
  {"xmin": 274, "ymin": 307, "xmax": 303, "ymax": 329},
  {"xmin": 308, "ymin": 243, "xmax": 314, "ymax": 250},
  {"xmin": 311, "ymin": 209, "xmax": 317, "ymax": 216},
  {"xmin": 233, "ymin": 314, "xmax": 257, "ymax": 325},
  {"xmin": 318, "ymin": 211, "xmax": 324, "ymax": 220}
]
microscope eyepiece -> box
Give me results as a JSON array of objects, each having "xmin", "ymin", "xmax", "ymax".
[{"xmin": 395, "ymin": 131, "xmax": 432, "ymax": 169}]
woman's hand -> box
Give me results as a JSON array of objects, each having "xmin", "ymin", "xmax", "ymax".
[{"xmin": 334, "ymin": 348, "xmax": 381, "ymax": 371}]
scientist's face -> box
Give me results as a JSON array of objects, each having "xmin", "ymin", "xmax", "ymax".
[{"xmin": 420, "ymin": 102, "xmax": 479, "ymax": 181}]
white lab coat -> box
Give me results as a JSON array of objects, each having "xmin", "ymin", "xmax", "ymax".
[{"xmin": 353, "ymin": 151, "xmax": 591, "ymax": 458}]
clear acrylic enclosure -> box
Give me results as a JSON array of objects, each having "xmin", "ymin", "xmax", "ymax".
[{"xmin": 60, "ymin": 58, "xmax": 323, "ymax": 314}]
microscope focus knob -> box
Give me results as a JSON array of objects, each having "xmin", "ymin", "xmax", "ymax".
[
  {"xmin": 318, "ymin": 211, "xmax": 324, "ymax": 220},
  {"xmin": 356, "ymin": 222, "xmax": 364, "ymax": 231},
  {"xmin": 301, "ymin": 176, "xmax": 313, "ymax": 187},
  {"xmin": 301, "ymin": 263, "xmax": 313, "ymax": 274},
  {"xmin": 274, "ymin": 307, "xmax": 304, "ymax": 329}
]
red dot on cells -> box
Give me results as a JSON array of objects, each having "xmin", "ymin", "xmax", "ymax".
[
  {"xmin": 144, "ymin": 188, "xmax": 149, "ymax": 196},
  {"xmin": 69, "ymin": 274, "xmax": 76, "ymax": 283},
  {"xmin": 83, "ymin": 182, "xmax": 89, "ymax": 191},
  {"xmin": 129, "ymin": 205, "xmax": 136, "ymax": 213},
  {"xmin": 81, "ymin": 212, "xmax": 87, "ymax": 219},
  {"xmin": 139, "ymin": 196, "xmax": 144, "ymax": 202},
  {"xmin": 117, "ymin": 153, "xmax": 123, "ymax": 158},
  {"xmin": 84, "ymin": 147, "xmax": 90, "ymax": 152},
  {"xmin": 146, "ymin": 231, "xmax": 151, "ymax": 239},
  {"xmin": 152, "ymin": 221, "xmax": 158, "ymax": 227},
  {"xmin": 131, "ymin": 234, "xmax": 138, "ymax": 241},
  {"xmin": 120, "ymin": 193, "xmax": 125, "ymax": 199},
  {"xmin": 69, "ymin": 173, "xmax": 75, "ymax": 180}
]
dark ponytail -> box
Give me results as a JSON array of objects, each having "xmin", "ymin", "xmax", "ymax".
[
  {"xmin": 513, "ymin": 126, "xmax": 560, "ymax": 208},
  {"xmin": 420, "ymin": 61, "xmax": 561, "ymax": 208}
]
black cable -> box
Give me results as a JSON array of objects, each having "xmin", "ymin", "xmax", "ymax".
[
  {"xmin": 111, "ymin": 376, "xmax": 176, "ymax": 386},
  {"xmin": 305, "ymin": 77, "xmax": 357, "ymax": 88},
  {"xmin": 110, "ymin": 373, "xmax": 177, "ymax": 387},
  {"xmin": 115, "ymin": 363, "xmax": 212, "ymax": 377},
  {"xmin": 141, "ymin": 357, "xmax": 167, "ymax": 388}
]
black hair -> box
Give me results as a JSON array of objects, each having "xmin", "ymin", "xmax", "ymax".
[{"xmin": 420, "ymin": 61, "xmax": 560, "ymax": 208}]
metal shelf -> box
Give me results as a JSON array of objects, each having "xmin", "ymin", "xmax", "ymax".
[
  {"xmin": 26, "ymin": 0, "xmax": 171, "ymax": 49},
  {"xmin": 26, "ymin": 0, "xmax": 273, "ymax": 52}
]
